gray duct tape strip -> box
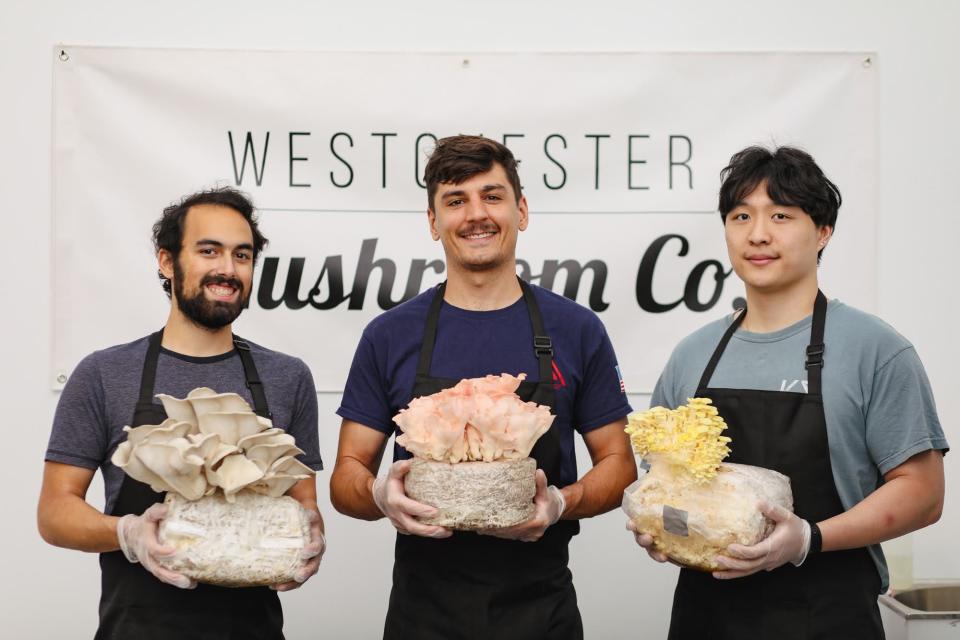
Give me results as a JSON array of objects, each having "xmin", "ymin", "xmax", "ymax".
[{"xmin": 663, "ymin": 504, "xmax": 689, "ymax": 537}]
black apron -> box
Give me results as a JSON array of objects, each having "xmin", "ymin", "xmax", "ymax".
[
  {"xmin": 96, "ymin": 331, "xmax": 284, "ymax": 640},
  {"xmin": 383, "ymin": 280, "xmax": 583, "ymax": 640},
  {"xmin": 668, "ymin": 292, "xmax": 885, "ymax": 640}
]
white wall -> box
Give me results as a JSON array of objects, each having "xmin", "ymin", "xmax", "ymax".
[{"xmin": 2, "ymin": 1, "xmax": 957, "ymax": 638}]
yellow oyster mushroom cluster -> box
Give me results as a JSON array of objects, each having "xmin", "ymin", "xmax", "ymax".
[{"xmin": 625, "ymin": 398, "xmax": 731, "ymax": 483}]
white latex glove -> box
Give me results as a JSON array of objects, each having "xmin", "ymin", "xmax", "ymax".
[
  {"xmin": 272, "ymin": 509, "xmax": 326, "ymax": 592},
  {"xmin": 372, "ymin": 459, "xmax": 452, "ymax": 538},
  {"xmin": 479, "ymin": 469, "xmax": 565, "ymax": 542},
  {"xmin": 625, "ymin": 520, "xmax": 670, "ymax": 563},
  {"xmin": 713, "ymin": 501, "xmax": 811, "ymax": 579},
  {"xmin": 116, "ymin": 503, "xmax": 196, "ymax": 589}
]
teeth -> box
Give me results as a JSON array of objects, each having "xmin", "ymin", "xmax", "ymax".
[
  {"xmin": 208, "ymin": 285, "xmax": 234, "ymax": 296},
  {"xmin": 465, "ymin": 232, "xmax": 494, "ymax": 239}
]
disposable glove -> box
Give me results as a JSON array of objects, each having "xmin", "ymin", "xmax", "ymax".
[
  {"xmin": 626, "ymin": 519, "xmax": 669, "ymax": 563},
  {"xmin": 713, "ymin": 501, "xmax": 811, "ymax": 579},
  {"xmin": 116, "ymin": 503, "xmax": 196, "ymax": 589},
  {"xmin": 273, "ymin": 509, "xmax": 326, "ymax": 592},
  {"xmin": 479, "ymin": 469, "xmax": 565, "ymax": 542},
  {"xmin": 372, "ymin": 459, "xmax": 452, "ymax": 538}
]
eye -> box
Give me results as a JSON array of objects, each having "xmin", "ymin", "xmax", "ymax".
[
  {"xmin": 235, "ymin": 251, "xmax": 252, "ymax": 261},
  {"xmin": 199, "ymin": 247, "xmax": 217, "ymax": 256},
  {"xmin": 731, "ymin": 212, "xmax": 749, "ymax": 221},
  {"xmin": 485, "ymin": 194, "xmax": 502, "ymax": 201},
  {"xmin": 446, "ymin": 198, "xmax": 463, "ymax": 207},
  {"xmin": 773, "ymin": 212, "xmax": 789, "ymax": 221}
]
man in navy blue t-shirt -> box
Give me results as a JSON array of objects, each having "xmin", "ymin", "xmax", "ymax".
[{"xmin": 332, "ymin": 135, "xmax": 636, "ymax": 639}]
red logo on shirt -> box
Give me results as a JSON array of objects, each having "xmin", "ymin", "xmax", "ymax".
[{"xmin": 552, "ymin": 360, "xmax": 567, "ymax": 389}]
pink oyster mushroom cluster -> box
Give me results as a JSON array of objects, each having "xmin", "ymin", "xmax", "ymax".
[
  {"xmin": 394, "ymin": 373, "xmax": 555, "ymax": 463},
  {"xmin": 111, "ymin": 387, "xmax": 314, "ymax": 502}
]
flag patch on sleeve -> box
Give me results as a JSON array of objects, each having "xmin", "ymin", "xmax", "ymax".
[{"xmin": 615, "ymin": 365, "xmax": 626, "ymax": 393}]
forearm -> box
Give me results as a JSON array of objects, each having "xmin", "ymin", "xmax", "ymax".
[
  {"xmin": 820, "ymin": 470, "xmax": 943, "ymax": 552},
  {"xmin": 560, "ymin": 450, "xmax": 637, "ymax": 520},
  {"xmin": 330, "ymin": 456, "xmax": 382, "ymax": 520},
  {"xmin": 38, "ymin": 493, "xmax": 119, "ymax": 553}
]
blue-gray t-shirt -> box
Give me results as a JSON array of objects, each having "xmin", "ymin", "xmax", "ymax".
[
  {"xmin": 46, "ymin": 335, "xmax": 323, "ymax": 514},
  {"xmin": 337, "ymin": 284, "xmax": 632, "ymax": 487},
  {"xmin": 651, "ymin": 300, "xmax": 948, "ymax": 590}
]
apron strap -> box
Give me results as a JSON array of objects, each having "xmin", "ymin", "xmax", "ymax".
[
  {"xmin": 804, "ymin": 290, "xmax": 828, "ymax": 396},
  {"xmin": 136, "ymin": 330, "xmax": 164, "ymax": 407},
  {"xmin": 519, "ymin": 278, "xmax": 555, "ymax": 391},
  {"xmin": 233, "ymin": 337, "xmax": 272, "ymax": 419},
  {"xmin": 696, "ymin": 309, "xmax": 746, "ymax": 391},
  {"xmin": 416, "ymin": 283, "xmax": 447, "ymax": 377}
]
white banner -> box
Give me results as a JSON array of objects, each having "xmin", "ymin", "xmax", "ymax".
[{"xmin": 52, "ymin": 48, "xmax": 877, "ymax": 392}]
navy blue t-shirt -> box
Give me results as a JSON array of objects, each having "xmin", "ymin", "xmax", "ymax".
[{"xmin": 337, "ymin": 284, "xmax": 632, "ymax": 487}]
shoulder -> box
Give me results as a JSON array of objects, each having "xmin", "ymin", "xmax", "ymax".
[
  {"xmin": 826, "ymin": 301, "xmax": 914, "ymax": 366},
  {"xmin": 671, "ymin": 314, "xmax": 732, "ymax": 362},
  {"xmin": 75, "ymin": 335, "xmax": 152, "ymax": 374},
  {"xmin": 531, "ymin": 284, "xmax": 605, "ymax": 331},
  {"xmin": 362, "ymin": 287, "xmax": 436, "ymax": 343},
  {"xmin": 239, "ymin": 338, "xmax": 312, "ymax": 376}
]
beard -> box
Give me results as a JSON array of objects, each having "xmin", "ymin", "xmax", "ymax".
[{"xmin": 173, "ymin": 259, "xmax": 248, "ymax": 330}]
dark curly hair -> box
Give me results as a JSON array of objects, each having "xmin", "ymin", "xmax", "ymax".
[{"xmin": 152, "ymin": 187, "xmax": 268, "ymax": 297}]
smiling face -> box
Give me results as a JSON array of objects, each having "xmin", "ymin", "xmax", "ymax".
[
  {"xmin": 159, "ymin": 204, "xmax": 255, "ymax": 330},
  {"xmin": 427, "ymin": 163, "xmax": 529, "ymax": 274},
  {"xmin": 724, "ymin": 181, "xmax": 832, "ymax": 296}
]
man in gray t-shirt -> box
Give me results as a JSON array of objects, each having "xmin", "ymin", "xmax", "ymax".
[
  {"xmin": 629, "ymin": 146, "xmax": 947, "ymax": 639},
  {"xmin": 38, "ymin": 187, "xmax": 325, "ymax": 639}
]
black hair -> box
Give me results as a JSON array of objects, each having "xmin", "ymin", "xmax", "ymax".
[{"xmin": 719, "ymin": 146, "xmax": 841, "ymax": 260}]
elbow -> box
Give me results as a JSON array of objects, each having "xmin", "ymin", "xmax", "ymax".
[
  {"xmin": 926, "ymin": 496, "xmax": 944, "ymax": 527},
  {"xmin": 37, "ymin": 507, "xmax": 60, "ymax": 547}
]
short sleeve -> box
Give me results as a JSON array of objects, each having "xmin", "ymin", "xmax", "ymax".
[
  {"xmin": 288, "ymin": 359, "xmax": 323, "ymax": 471},
  {"xmin": 45, "ymin": 354, "xmax": 110, "ymax": 469},
  {"xmin": 865, "ymin": 347, "xmax": 949, "ymax": 475},
  {"xmin": 337, "ymin": 333, "xmax": 395, "ymax": 434},
  {"xmin": 574, "ymin": 322, "xmax": 632, "ymax": 433}
]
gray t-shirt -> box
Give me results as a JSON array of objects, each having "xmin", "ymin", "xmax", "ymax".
[
  {"xmin": 46, "ymin": 335, "xmax": 323, "ymax": 514},
  {"xmin": 651, "ymin": 300, "xmax": 948, "ymax": 590}
]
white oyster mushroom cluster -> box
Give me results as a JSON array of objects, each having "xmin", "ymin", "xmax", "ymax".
[{"xmin": 111, "ymin": 387, "xmax": 313, "ymax": 501}]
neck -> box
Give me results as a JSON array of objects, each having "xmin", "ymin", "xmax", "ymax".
[
  {"xmin": 443, "ymin": 262, "xmax": 522, "ymax": 311},
  {"xmin": 161, "ymin": 307, "xmax": 235, "ymax": 357},
  {"xmin": 741, "ymin": 277, "xmax": 821, "ymax": 333}
]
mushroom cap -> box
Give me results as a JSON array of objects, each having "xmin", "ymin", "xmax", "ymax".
[{"xmin": 198, "ymin": 411, "xmax": 263, "ymax": 446}]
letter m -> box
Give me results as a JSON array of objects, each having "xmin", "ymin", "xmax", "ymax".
[{"xmin": 228, "ymin": 131, "xmax": 270, "ymax": 186}]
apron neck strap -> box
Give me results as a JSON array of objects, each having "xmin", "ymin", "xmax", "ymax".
[
  {"xmin": 233, "ymin": 337, "xmax": 272, "ymax": 419},
  {"xmin": 137, "ymin": 330, "xmax": 164, "ymax": 406},
  {"xmin": 416, "ymin": 282, "xmax": 447, "ymax": 377},
  {"xmin": 697, "ymin": 309, "xmax": 746, "ymax": 391},
  {"xmin": 804, "ymin": 290, "xmax": 828, "ymax": 395},
  {"xmin": 697, "ymin": 291, "xmax": 828, "ymax": 394},
  {"xmin": 519, "ymin": 278, "xmax": 554, "ymax": 387}
]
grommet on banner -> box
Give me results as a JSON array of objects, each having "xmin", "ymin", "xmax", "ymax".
[
  {"xmin": 462, "ymin": 58, "xmax": 470, "ymax": 68},
  {"xmin": 59, "ymin": 49, "xmax": 70, "ymax": 62},
  {"xmin": 56, "ymin": 373, "xmax": 68, "ymax": 384},
  {"xmin": 862, "ymin": 56, "xmax": 872, "ymax": 68}
]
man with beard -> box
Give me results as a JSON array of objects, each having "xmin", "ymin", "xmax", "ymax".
[
  {"xmin": 331, "ymin": 135, "xmax": 636, "ymax": 639},
  {"xmin": 38, "ymin": 187, "xmax": 325, "ymax": 639}
]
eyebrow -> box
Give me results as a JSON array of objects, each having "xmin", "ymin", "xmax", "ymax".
[
  {"xmin": 439, "ymin": 183, "xmax": 507, "ymax": 200},
  {"xmin": 195, "ymin": 239, "xmax": 255, "ymax": 251}
]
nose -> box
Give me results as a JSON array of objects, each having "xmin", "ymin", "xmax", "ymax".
[
  {"xmin": 747, "ymin": 217, "xmax": 771, "ymax": 245},
  {"xmin": 463, "ymin": 197, "xmax": 489, "ymax": 223},
  {"xmin": 213, "ymin": 252, "xmax": 238, "ymax": 277}
]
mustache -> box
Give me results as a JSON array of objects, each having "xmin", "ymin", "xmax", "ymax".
[{"xmin": 201, "ymin": 274, "xmax": 244, "ymax": 292}]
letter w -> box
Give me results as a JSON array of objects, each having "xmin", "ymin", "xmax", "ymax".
[{"xmin": 228, "ymin": 131, "xmax": 270, "ymax": 186}]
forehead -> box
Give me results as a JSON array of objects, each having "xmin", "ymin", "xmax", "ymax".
[
  {"xmin": 438, "ymin": 163, "xmax": 512, "ymax": 193},
  {"xmin": 181, "ymin": 204, "xmax": 253, "ymax": 244}
]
